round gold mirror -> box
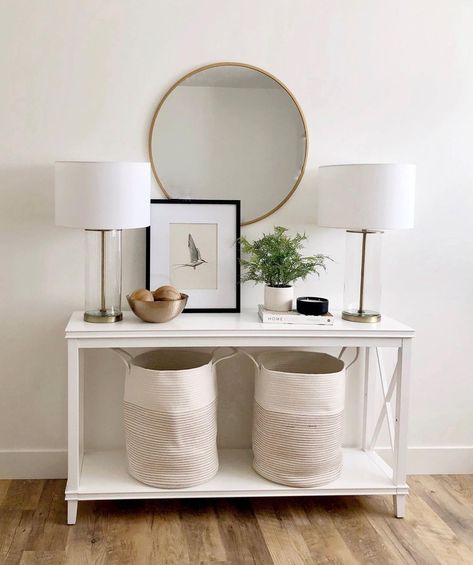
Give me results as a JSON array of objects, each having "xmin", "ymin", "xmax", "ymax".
[{"xmin": 149, "ymin": 63, "xmax": 308, "ymax": 225}]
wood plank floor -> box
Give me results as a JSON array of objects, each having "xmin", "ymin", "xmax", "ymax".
[{"xmin": 1, "ymin": 476, "xmax": 472, "ymax": 564}]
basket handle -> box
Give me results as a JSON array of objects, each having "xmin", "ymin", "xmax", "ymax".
[
  {"xmin": 338, "ymin": 347, "xmax": 360, "ymax": 370},
  {"xmin": 211, "ymin": 347, "xmax": 239, "ymax": 367},
  {"xmin": 238, "ymin": 349, "xmax": 260, "ymax": 370},
  {"xmin": 113, "ymin": 348, "xmax": 133, "ymax": 371}
]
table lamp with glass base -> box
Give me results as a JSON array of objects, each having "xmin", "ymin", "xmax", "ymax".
[
  {"xmin": 342, "ymin": 229, "xmax": 382, "ymax": 323},
  {"xmin": 317, "ymin": 163, "xmax": 415, "ymax": 323},
  {"xmin": 84, "ymin": 229, "xmax": 123, "ymax": 322},
  {"xmin": 55, "ymin": 161, "xmax": 150, "ymax": 323}
]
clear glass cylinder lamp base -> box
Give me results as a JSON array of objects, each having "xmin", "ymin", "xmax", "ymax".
[
  {"xmin": 84, "ymin": 229, "xmax": 123, "ymax": 323},
  {"xmin": 342, "ymin": 230, "xmax": 383, "ymax": 324}
]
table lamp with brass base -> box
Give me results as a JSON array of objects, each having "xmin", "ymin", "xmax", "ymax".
[
  {"xmin": 55, "ymin": 161, "xmax": 150, "ymax": 323},
  {"xmin": 317, "ymin": 163, "xmax": 416, "ymax": 323}
]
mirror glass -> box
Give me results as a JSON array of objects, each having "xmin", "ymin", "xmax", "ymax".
[{"xmin": 149, "ymin": 64, "xmax": 307, "ymax": 225}]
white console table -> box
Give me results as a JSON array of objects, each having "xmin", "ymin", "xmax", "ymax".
[{"xmin": 64, "ymin": 310, "xmax": 414, "ymax": 525}]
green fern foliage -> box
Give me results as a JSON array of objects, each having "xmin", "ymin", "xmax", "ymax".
[{"xmin": 240, "ymin": 226, "xmax": 331, "ymax": 287}]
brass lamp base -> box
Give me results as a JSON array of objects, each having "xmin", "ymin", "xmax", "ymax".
[
  {"xmin": 342, "ymin": 310, "xmax": 381, "ymax": 323},
  {"xmin": 84, "ymin": 311, "xmax": 123, "ymax": 323}
]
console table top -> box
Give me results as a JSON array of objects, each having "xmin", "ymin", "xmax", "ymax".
[{"xmin": 65, "ymin": 310, "xmax": 415, "ymax": 339}]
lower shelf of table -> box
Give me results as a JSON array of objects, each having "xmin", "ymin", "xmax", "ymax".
[{"xmin": 66, "ymin": 448, "xmax": 408, "ymax": 501}]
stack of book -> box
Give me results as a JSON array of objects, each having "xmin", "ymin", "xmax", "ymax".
[{"xmin": 258, "ymin": 304, "xmax": 334, "ymax": 325}]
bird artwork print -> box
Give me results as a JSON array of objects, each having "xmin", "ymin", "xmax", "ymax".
[{"xmin": 174, "ymin": 233, "xmax": 208, "ymax": 269}]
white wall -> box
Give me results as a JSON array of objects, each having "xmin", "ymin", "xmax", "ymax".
[{"xmin": 1, "ymin": 0, "xmax": 472, "ymax": 477}]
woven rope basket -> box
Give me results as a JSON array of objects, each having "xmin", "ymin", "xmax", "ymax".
[
  {"xmin": 114, "ymin": 348, "xmax": 236, "ymax": 489},
  {"xmin": 245, "ymin": 350, "xmax": 346, "ymax": 488}
]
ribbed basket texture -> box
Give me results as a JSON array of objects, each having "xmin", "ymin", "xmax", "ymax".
[
  {"xmin": 123, "ymin": 349, "xmax": 218, "ymax": 488},
  {"xmin": 252, "ymin": 351, "xmax": 345, "ymax": 487}
]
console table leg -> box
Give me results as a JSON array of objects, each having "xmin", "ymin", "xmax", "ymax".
[
  {"xmin": 393, "ymin": 494, "xmax": 406, "ymax": 518},
  {"xmin": 393, "ymin": 339, "xmax": 411, "ymax": 518},
  {"xmin": 79, "ymin": 348, "xmax": 85, "ymax": 469},
  {"xmin": 67, "ymin": 500, "xmax": 78, "ymax": 525},
  {"xmin": 67, "ymin": 340, "xmax": 81, "ymax": 525}
]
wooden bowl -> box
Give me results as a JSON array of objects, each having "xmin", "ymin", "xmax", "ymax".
[{"xmin": 127, "ymin": 293, "xmax": 188, "ymax": 323}]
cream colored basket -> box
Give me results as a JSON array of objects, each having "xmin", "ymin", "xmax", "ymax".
[
  {"xmin": 114, "ymin": 348, "xmax": 236, "ymax": 489},
  {"xmin": 244, "ymin": 350, "xmax": 349, "ymax": 488}
]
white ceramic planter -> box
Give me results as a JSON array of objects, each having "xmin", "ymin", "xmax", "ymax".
[{"xmin": 264, "ymin": 285, "xmax": 294, "ymax": 312}]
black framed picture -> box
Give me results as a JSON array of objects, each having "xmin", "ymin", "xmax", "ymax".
[{"xmin": 146, "ymin": 199, "xmax": 240, "ymax": 313}]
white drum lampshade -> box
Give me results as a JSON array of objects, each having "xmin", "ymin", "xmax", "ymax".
[
  {"xmin": 317, "ymin": 164, "xmax": 415, "ymax": 322},
  {"xmin": 55, "ymin": 161, "xmax": 151, "ymax": 322}
]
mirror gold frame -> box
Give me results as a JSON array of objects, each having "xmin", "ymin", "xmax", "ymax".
[{"xmin": 148, "ymin": 62, "xmax": 308, "ymax": 226}]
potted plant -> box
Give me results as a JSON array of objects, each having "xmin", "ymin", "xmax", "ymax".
[{"xmin": 240, "ymin": 226, "xmax": 331, "ymax": 312}]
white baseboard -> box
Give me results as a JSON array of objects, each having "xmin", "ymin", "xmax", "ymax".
[
  {"xmin": 0, "ymin": 449, "xmax": 67, "ymax": 479},
  {"xmin": 377, "ymin": 446, "xmax": 473, "ymax": 474},
  {"xmin": 0, "ymin": 446, "xmax": 472, "ymax": 479}
]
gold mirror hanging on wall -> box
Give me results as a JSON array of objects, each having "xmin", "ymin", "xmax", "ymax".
[{"xmin": 148, "ymin": 62, "xmax": 308, "ymax": 226}]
